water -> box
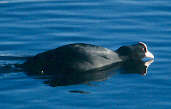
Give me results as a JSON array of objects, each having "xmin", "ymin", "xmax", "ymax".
[{"xmin": 0, "ymin": 0, "xmax": 171, "ymax": 109}]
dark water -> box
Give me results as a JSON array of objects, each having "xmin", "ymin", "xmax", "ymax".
[{"xmin": 0, "ymin": 0, "xmax": 171, "ymax": 109}]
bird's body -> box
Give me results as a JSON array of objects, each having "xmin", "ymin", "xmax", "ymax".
[{"xmin": 22, "ymin": 42, "xmax": 154, "ymax": 75}]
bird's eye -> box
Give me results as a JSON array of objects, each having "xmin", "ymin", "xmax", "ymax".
[{"xmin": 141, "ymin": 47, "xmax": 147, "ymax": 52}]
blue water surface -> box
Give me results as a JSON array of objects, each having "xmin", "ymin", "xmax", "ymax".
[{"xmin": 0, "ymin": 0, "xmax": 171, "ymax": 109}]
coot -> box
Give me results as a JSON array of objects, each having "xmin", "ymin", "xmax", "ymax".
[{"xmin": 23, "ymin": 42, "xmax": 154, "ymax": 74}]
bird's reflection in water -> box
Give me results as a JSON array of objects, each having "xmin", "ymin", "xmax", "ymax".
[
  {"xmin": 122, "ymin": 59, "xmax": 154, "ymax": 75},
  {"xmin": 27, "ymin": 59, "xmax": 154, "ymax": 87},
  {"xmin": 43, "ymin": 60, "xmax": 153, "ymax": 87}
]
